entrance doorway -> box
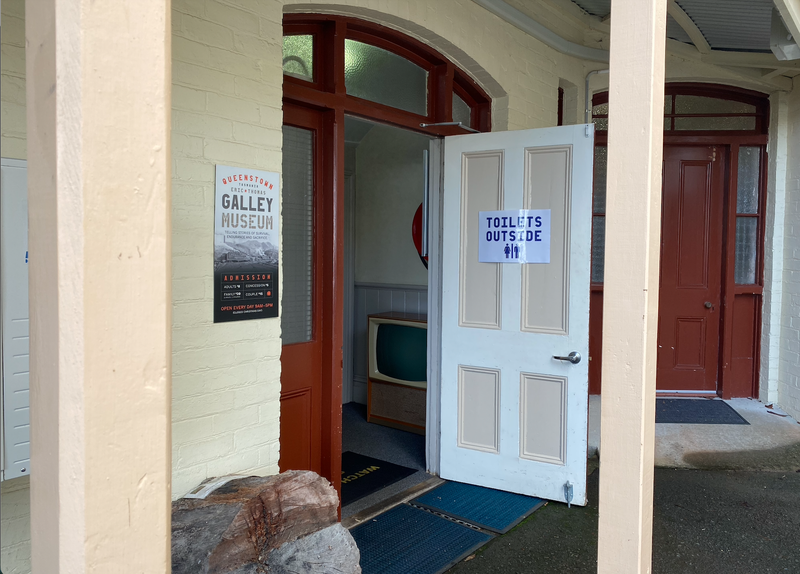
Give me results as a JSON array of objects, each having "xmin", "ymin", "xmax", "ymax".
[
  {"xmin": 588, "ymin": 84, "xmax": 769, "ymax": 398},
  {"xmin": 340, "ymin": 116, "xmax": 435, "ymax": 514},
  {"xmin": 278, "ymin": 14, "xmax": 493, "ymax": 496}
]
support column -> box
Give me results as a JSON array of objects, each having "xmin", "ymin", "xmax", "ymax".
[
  {"xmin": 26, "ymin": 0, "xmax": 171, "ymax": 572},
  {"xmin": 597, "ymin": 0, "xmax": 667, "ymax": 573}
]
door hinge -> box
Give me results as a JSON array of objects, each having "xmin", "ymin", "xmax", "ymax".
[{"xmin": 564, "ymin": 481, "xmax": 574, "ymax": 508}]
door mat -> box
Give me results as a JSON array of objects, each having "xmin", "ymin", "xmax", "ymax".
[
  {"xmin": 656, "ymin": 398, "xmax": 749, "ymax": 425},
  {"xmin": 341, "ymin": 451, "xmax": 417, "ymax": 506},
  {"xmin": 350, "ymin": 503, "xmax": 492, "ymax": 574},
  {"xmin": 411, "ymin": 480, "xmax": 545, "ymax": 534}
]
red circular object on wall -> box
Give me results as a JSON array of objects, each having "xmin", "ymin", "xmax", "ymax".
[{"xmin": 411, "ymin": 203, "xmax": 428, "ymax": 269}]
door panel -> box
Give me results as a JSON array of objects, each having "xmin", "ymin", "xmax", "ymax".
[
  {"xmin": 440, "ymin": 125, "xmax": 593, "ymax": 505},
  {"xmin": 280, "ymin": 105, "xmax": 324, "ymax": 474},
  {"xmin": 657, "ymin": 146, "xmax": 724, "ymax": 392},
  {"xmin": 458, "ymin": 152, "xmax": 503, "ymax": 329}
]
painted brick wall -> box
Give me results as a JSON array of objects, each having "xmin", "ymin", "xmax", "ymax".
[
  {"xmin": 779, "ymin": 79, "xmax": 800, "ymax": 419},
  {"xmin": 285, "ymin": 0, "xmax": 589, "ymax": 131},
  {"xmin": 170, "ymin": 0, "xmax": 285, "ymax": 498},
  {"xmin": 762, "ymin": 92, "xmax": 790, "ymax": 405},
  {"xmin": 1, "ymin": 3, "xmax": 31, "ymax": 573},
  {"xmin": 1, "ymin": 0, "xmax": 26, "ymax": 160}
]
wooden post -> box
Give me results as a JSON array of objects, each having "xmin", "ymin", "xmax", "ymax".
[
  {"xmin": 597, "ymin": 0, "xmax": 667, "ymax": 572},
  {"xmin": 26, "ymin": 0, "xmax": 171, "ymax": 571}
]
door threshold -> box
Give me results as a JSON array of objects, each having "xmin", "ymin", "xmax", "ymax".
[
  {"xmin": 656, "ymin": 391, "xmax": 718, "ymax": 398},
  {"xmin": 342, "ymin": 475, "xmax": 444, "ymax": 530}
]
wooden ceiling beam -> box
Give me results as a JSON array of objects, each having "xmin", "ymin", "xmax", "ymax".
[{"xmin": 667, "ymin": 0, "xmax": 711, "ymax": 54}]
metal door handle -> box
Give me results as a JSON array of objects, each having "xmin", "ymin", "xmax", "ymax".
[
  {"xmin": 553, "ymin": 351, "xmax": 581, "ymax": 364},
  {"xmin": 704, "ymin": 301, "xmax": 713, "ymax": 309}
]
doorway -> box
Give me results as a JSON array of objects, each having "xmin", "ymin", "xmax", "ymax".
[
  {"xmin": 588, "ymin": 84, "xmax": 769, "ymax": 398},
  {"xmin": 278, "ymin": 14, "xmax": 493, "ymax": 497},
  {"xmin": 340, "ymin": 116, "xmax": 435, "ymax": 515}
]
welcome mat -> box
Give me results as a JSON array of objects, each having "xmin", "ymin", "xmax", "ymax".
[
  {"xmin": 412, "ymin": 481, "xmax": 545, "ymax": 534},
  {"xmin": 656, "ymin": 398, "xmax": 749, "ymax": 425},
  {"xmin": 341, "ymin": 452, "xmax": 416, "ymax": 506},
  {"xmin": 350, "ymin": 503, "xmax": 492, "ymax": 574}
]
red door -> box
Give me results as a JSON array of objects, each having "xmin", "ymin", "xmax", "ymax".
[
  {"xmin": 657, "ymin": 145, "xmax": 725, "ymax": 392},
  {"xmin": 280, "ymin": 104, "xmax": 325, "ymax": 474}
]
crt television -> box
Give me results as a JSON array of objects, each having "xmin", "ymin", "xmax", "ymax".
[{"xmin": 367, "ymin": 312, "xmax": 427, "ymax": 433}]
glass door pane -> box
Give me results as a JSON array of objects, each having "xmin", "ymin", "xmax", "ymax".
[{"xmin": 281, "ymin": 125, "xmax": 314, "ymax": 344}]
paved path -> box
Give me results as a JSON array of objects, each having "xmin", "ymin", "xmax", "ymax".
[{"xmin": 449, "ymin": 463, "xmax": 800, "ymax": 573}]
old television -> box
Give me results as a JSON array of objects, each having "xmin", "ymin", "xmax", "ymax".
[{"xmin": 367, "ymin": 312, "xmax": 427, "ymax": 434}]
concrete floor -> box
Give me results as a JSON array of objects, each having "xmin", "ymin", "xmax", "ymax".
[
  {"xmin": 350, "ymin": 397, "xmax": 800, "ymax": 572},
  {"xmin": 588, "ymin": 396, "xmax": 800, "ymax": 470},
  {"xmin": 449, "ymin": 462, "xmax": 800, "ymax": 574}
]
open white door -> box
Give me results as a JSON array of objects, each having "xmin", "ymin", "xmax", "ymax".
[{"xmin": 439, "ymin": 125, "xmax": 593, "ymax": 505}]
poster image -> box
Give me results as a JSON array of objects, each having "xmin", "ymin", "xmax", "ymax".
[{"xmin": 214, "ymin": 165, "xmax": 280, "ymax": 323}]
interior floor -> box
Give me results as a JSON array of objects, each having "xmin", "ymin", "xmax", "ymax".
[{"xmin": 341, "ymin": 402, "xmax": 432, "ymax": 518}]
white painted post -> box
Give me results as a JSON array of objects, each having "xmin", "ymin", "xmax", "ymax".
[
  {"xmin": 597, "ymin": 0, "xmax": 667, "ymax": 572},
  {"xmin": 26, "ymin": 0, "xmax": 171, "ymax": 571}
]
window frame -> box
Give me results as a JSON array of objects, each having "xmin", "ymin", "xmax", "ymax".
[{"xmin": 283, "ymin": 15, "xmax": 492, "ymax": 134}]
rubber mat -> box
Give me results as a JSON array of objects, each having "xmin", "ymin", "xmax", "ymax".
[
  {"xmin": 412, "ymin": 481, "xmax": 545, "ymax": 534},
  {"xmin": 341, "ymin": 451, "xmax": 417, "ymax": 506},
  {"xmin": 350, "ymin": 503, "xmax": 492, "ymax": 574},
  {"xmin": 656, "ymin": 398, "xmax": 749, "ymax": 425}
]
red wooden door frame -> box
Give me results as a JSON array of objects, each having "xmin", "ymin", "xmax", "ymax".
[
  {"xmin": 280, "ymin": 15, "xmax": 493, "ymax": 498},
  {"xmin": 588, "ymin": 85, "xmax": 769, "ymax": 398}
]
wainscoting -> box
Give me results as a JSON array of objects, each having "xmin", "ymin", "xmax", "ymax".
[{"xmin": 347, "ymin": 282, "xmax": 428, "ymax": 404}]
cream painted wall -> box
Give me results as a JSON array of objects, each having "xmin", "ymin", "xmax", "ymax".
[
  {"xmin": 779, "ymin": 79, "xmax": 800, "ymax": 420},
  {"xmin": 354, "ymin": 125, "xmax": 431, "ymax": 286},
  {"xmin": 1, "ymin": 0, "xmax": 26, "ymax": 160},
  {"xmin": 284, "ymin": 0, "xmax": 589, "ymax": 131},
  {"xmin": 1, "ymin": 2, "xmax": 31, "ymax": 573},
  {"xmin": 169, "ymin": 0, "xmax": 284, "ymax": 498}
]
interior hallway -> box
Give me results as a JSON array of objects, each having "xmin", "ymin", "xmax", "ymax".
[{"xmin": 341, "ymin": 403, "xmax": 433, "ymax": 519}]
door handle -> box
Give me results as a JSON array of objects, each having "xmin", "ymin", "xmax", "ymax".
[
  {"xmin": 704, "ymin": 301, "xmax": 713, "ymax": 309},
  {"xmin": 553, "ymin": 351, "xmax": 581, "ymax": 364}
]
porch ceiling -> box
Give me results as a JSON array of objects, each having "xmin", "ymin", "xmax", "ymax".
[
  {"xmin": 571, "ymin": 0, "xmax": 783, "ymax": 55},
  {"xmin": 477, "ymin": 0, "xmax": 798, "ymax": 90}
]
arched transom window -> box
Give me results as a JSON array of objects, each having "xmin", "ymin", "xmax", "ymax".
[{"xmin": 282, "ymin": 16, "xmax": 492, "ymax": 133}]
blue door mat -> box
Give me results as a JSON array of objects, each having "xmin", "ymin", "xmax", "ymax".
[
  {"xmin": 350, "ymin": 503, "xmax": 492, "ymax": 574},
  {"xmin": 411, "ymin": 481, "xmax": 545, "ymax": 534},
  {"xmin": 656, "ymin": 398, "xmax": 749, "ymax": 425}
]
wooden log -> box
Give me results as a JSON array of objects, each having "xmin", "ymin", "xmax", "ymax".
[{"xmin": 172, "ymin": 471, "xmax": 342, "ymax": 574}]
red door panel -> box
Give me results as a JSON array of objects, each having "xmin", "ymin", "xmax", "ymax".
[{"xmin": 657, "ymin": 146, "xmax": 725, "ymax": 392}]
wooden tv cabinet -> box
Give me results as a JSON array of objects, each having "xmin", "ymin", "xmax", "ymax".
[{"xmin": 366, "ymin": 311, "xmax": 427, "ymax": 435}]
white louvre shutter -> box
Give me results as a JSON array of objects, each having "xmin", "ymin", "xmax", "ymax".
[{"xmin": 1, "ymin": 158, "xmax": 30, "ymax": 480}]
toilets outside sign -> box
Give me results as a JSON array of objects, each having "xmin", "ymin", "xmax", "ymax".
[{"xmin": 478, "ymin": 209, "xmax": 551, "ymax": 263}]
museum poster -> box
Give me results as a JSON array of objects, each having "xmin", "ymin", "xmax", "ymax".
[{"xmin": 214, "ymin": 165, "xmax": 280, "ymax": 323}]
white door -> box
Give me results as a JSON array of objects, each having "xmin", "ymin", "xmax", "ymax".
[{"xmin": 439, "ymin": 125, "xmax": 593, "ymax": 505}]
